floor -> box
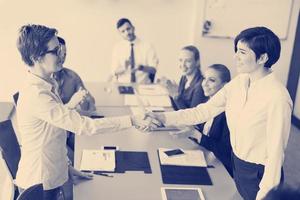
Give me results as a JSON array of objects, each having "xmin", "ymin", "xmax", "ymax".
[
  {"xmin": 63, "ymin": 125, "xmax": 300, "ymax": 200},
  {"xmin": 282, "ymin": 125, "xmax": 300, "ymax": 188}
]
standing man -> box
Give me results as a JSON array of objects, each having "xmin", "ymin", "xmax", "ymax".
[{"xmin": 111, "ymin": 18, "xmax": 159, "ymax": 84}]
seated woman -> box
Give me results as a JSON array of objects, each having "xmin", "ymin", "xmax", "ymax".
[
  {"xmin": 189, "ymin": 64, "xmax": 233, "ymax": 177},
  {"xmin": 158, "ymin": 45, "xmax": 207, "ymax": 110}
]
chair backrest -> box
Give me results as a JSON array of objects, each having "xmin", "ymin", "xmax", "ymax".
[
  {"xmin": 149, "ymin": 72, "xmax": 156, "ymax": 83},
  {"xmin": 0, "ymin": 119, "xmax": 21, "ymax": 179},
  {"xmin": 0, "ymin": 148, "xmax": 15, "ymax": 200},
  {"xmin": 16, "ymin": 184, "xmax": 43, "ymax": 200},
  {"xmin": 13, "ymin": 92, "xmax": 19, "ymax": 105}
]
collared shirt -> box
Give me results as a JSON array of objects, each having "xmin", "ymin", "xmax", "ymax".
[
  {"xmin": 111, "ymin": 37, "xmax": 159, "ymax": 84},
  {"xmin": 164, "ymin": 73, "xmax": 292, "ymax": 199},
  {"xmin": 15, "ymin": 72, "xmax": 132, "ymax": 190}
]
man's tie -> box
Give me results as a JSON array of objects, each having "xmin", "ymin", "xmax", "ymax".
[{"xmin": 130, "ymin": 43, "xmax": 136, "ymax": 83}]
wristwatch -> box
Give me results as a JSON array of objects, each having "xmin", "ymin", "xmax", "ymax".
[{"xmin": 138, "ymin": 65, "xmax": 144, "ymax": 71}]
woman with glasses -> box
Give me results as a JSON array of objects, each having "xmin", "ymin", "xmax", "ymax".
[{"xmin": 15, "ymin": 24, "xmax": 146, "ymax": 200}]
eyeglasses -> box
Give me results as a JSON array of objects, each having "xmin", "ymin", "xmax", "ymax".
[{"xmin": 42, "ymin": 45, "xmax": 62, "ymax": 57}]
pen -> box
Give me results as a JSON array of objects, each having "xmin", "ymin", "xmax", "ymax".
[
  {"xmin": 93, "ymin": 171, "xmax": 114, "ymax": 177},
  {"xmin": 152, "ymin": 110, "xmax": 165, "ymax": 113}
]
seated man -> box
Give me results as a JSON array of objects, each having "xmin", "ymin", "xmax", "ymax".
[
  {"xmin": 53, "ymin": 37, "xmax": 96, "ymax": 151},
  {"xmin": 53, "ymin": 37, "xmax": 96, "ymax": 116},
  {"xmin": 111, "ymin": 18, "xmax": 159, "ymax": 84}
]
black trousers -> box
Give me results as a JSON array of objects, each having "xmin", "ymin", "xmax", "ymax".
[
  {"xmin": 43, "ymin": 187, "xmax": 64, "ymax": 200},
  {"xmin": 19, "ymin": 186, "xmax": 64, "ymax": 200},
  {"xmin": 232, "ymin": 153, "xmax": 284, "ymax": 200}
]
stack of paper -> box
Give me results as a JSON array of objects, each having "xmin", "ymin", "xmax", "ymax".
[
  {"xmin": 145, "ymin": 96, "xmax": 171, "ymax": 107},
  {"xmin": 138, "ymin": 84, "xmax": 168, "ymax": 96},
  {"xmin": 158, "ymin": 148, "xmax": 207, "ymax": 167},
  {"xmin": 124, "ymin": 95, "xmax": 171, "ymax": 107},
  {"xmin": 80, "ymin": 149, "xmax": 115, "ymax": 172}
]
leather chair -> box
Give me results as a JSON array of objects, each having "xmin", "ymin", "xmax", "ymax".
[
  {"xmin": 0, "ymin": 119, "xmax": 21, "ymax": 179},
  {"xmin": 0, "ymin": 147, "xmax": 15, "ymax": 200},
  {"xmin": 16, "ymin": 184, "xmax": 43, "ymax": 200}
]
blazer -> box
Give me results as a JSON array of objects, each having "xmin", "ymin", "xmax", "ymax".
[
  {"xmin": 171, "ymin": 68, "xmax": 207, "ymax": 110},
  {"xmin": 196, "ymin": 112, "xmax": 233, "ymax": 177}
]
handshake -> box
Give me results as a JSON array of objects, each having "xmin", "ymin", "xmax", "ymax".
[{"xmin": 130, "ymin": 112, "xmax": 166, "ymax": 131}]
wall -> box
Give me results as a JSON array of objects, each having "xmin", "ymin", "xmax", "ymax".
[
  {"xmin": 0, "ymin": 0, "xmax": 197, "ymax": 101},
  {"xmin": 0, "ymin": 0, "xmax": 299, "ymax": 103},
  {"xmin": 192, "ymin": 0, "xmax": 300, "ymax": 84}
]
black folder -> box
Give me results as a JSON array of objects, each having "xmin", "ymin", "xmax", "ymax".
[
  {"xmin": 118, "ymin": 86, "xmax": 135, "ymax": 94},
  {"xmin": 115, "ymin": 151, "xmax": 152, "ymax": 174},
  {"xmin": 158, "ymin": 151, "xmax": 212, "ymax": 185},
  {"xmin": 89, "ymin": 151, "xmax": 152, "ymax": 174}
]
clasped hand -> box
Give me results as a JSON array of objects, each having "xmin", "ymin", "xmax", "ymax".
[
  {"xmin": 131, "ymin": 112, "xmax": 164, "ymax": 131},
  {"xmin": 67, "ymin": 87, "xmax": 89, "ymax": 109}
]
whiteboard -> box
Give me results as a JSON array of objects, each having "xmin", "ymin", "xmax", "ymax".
[{"xmin": 202, "ymin": 0, "xmax": 293, "ymax": 39}]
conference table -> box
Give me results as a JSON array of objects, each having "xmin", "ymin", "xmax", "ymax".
[
  {"xmin": 74, "ymin": 82, "xmax": 240, "ymax": 200},
  {"xmin": 0, "ymin": 102, "xmax": 14, "ymax": 122}
]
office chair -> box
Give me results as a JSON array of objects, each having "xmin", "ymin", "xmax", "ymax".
[
  {"xmin": 16, "ymin": 184, "xmax": 43, "ymax": 200},
  {"xmin": 0, "ymin": 147, "xmax": 15, "ymax": 200},
  {"xmin": 13, "ymin": 92, "xmax": 19, "ymax": 105},
  {"xmin": 149, "ymin": 72, "xmax": 156, "ymax": 83},
  {"xmin": 0, "ymin": 119, "xmax": 21, "ymax": 179}
]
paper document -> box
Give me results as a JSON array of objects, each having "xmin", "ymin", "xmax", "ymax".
[
  {"xmin": 124, "ymin": 95, "xmax": 139, "ymax": 106},
  {"xmin": 138, "ymin": 84, "xmax": 168, "ymax": 96},
  {"xmin": 158, "ymin": 148, "xmax": 207, "ymax": 167},
  {"xmin": 125, "ymin": 95, "xmax": 171, "ymax": 107},
  {"xmin": 80, "ymin": 149, "xmax": 115, "ymax": 172},
  {"xmin": 145, "ymin": 96, "xmax": 171, "ymax": 107}
]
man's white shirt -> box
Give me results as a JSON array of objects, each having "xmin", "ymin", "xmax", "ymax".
[{"xmin": 111, "ymin": 37, "xmax": 158, "ymax": 84}]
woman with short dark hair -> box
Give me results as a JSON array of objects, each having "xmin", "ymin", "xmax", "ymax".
[{"xmin": 147, "ymin": 27, "xmax": 293, "ymax": 200}]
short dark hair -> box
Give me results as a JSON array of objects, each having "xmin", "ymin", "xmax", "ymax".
[
  {"xmin": 208, "ymin": 64, "xmax": 231, "ymax": 83},
  {"xmin": 17, "ymin": 24, "xmax": 57, "ymax": 66},
  {"xmin": 57, "ymin": 36, "xmax": 65, "ymax": 45},
  {"xmin": 234, "ymin": 26, "xmax": 281, "ymax": 68},
  {"xmin": 116, "ymin": 18, "xmax": 133, "ymax": 29},
  {"xmin": 181, "ymin": 45, "xmax": 200, "ymax": 62}
]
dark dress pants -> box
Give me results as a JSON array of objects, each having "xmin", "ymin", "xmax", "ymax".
[{"xmin": 232, "ymin": 153, "xmax": 284, "ymax": 200}]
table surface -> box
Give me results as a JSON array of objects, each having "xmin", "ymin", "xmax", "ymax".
[
  {"xmin": 0, "ymin": 102, "xmax": 14, "ymax": 122},
  {"xmin": 74, "ymin": 82, "xmax": 239, "ymax": 200}
]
